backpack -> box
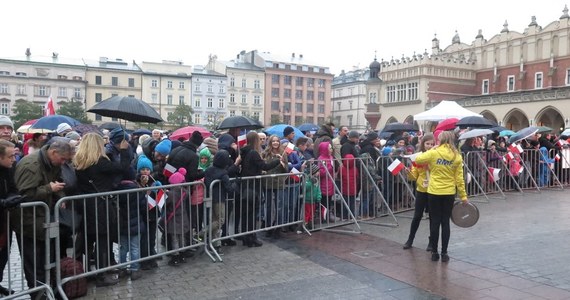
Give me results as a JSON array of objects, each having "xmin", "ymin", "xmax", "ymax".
[{"xmin": 60, "ymin": 257, "xmax": 87, "ymax": 299}]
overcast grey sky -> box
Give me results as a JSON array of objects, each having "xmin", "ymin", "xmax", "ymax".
[{"xmin": 3, "ymin": 0, "xmax": 569, "ymax": 75}]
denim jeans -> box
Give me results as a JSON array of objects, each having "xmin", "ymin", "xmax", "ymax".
[
  {"xmin": 281, "ymin": 184, "xmax": 300, "ymax": 224},
  {"xmin": 119, "ymin": 234, "xmax": 140, "ymax": 271}
]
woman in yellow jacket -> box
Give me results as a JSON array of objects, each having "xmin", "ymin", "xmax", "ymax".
[
  {"xmin": 403, "ymin": 133, "xmax": 435, "ymax": 251},
  {"xmin": 415, "ymin": 131, "xmax": 468, "ymax": 262}
]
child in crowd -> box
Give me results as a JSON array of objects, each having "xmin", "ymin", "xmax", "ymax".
[
  {"xmin": 164, "ymin": 168, "xmax": 191, "ymax": 266},
  {"xmin": 204, "ymin": 150, "xmax": 238, "ymax": 254},
  {"xmin": 304, "ymin": 163, "xmax": 321, "ymax": 229},
  {"xmin": 190, "ymin": 148, "xmax": 212, "ymax": 238},
  {"xmin": 340, "ymin": 154, "xmax": 359, "ymax": 220}
]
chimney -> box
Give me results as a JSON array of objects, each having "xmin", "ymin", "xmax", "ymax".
[
  {"xmin": 299, "ymin": 54, "xmax": 303, "ymax": 59},
  {"xmin": 292, "ymin": 53, "xmax": 295, "ymax": 58}
]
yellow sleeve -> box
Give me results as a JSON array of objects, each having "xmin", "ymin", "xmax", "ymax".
[
  {"xmin": 408, "ymin": 165, "xmax": 419, "ymax": 181},
  {"xmin": 454, "ymin": 156, "xmax": 468, "ymax": 200},
  {"xmin": 415, "ymin": 149, "xmax": 434, "ymax": 165}
]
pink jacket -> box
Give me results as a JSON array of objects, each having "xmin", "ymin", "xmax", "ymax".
[{"xmin": 318, "ymin": 142, "xmax": 335, "ymax": 196}]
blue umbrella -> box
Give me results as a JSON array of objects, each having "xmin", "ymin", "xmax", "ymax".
[
  {"xmin": 508, "ymin": 126, "xmax": 538, "ymax": 144},
  {"xmin": 264, "ymin": 124, "xmax": 304, "ymax": 141},
  {"xmin": 30, "ymin": 115, "xmax": 81, "ymax": 132},
  {"xmin": 499, "ymin": 130, "xmax": 515, "ymax": 137},
  {"xmin": 298, "ymin": 123, "xmax": 319, "ymax": 132}
]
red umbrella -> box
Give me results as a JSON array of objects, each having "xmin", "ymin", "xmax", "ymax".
[
  {"xmin": 170, "ymin": 126, "xmax": 211, "ymax": 141},
  {"xmin": 435, "ymin": 118, "xmax": 459, "ymax": 131},
  {"xmin": 16, "ymin": 119, "xmax": 38, "ymax": 133}
]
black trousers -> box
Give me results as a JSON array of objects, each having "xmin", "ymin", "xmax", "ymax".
[
  {"xmin": 427, "ymin": 194, "xmax": 454, "ymax": 253},
  {"xmin": 15, "ymin": 234, "xmax": 48, "ymax": 298},
  {"xmin": 407, "ymin": 191, "xmax": 429, "ymax": 243}
]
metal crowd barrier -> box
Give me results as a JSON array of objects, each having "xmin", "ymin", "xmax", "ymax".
[{"xmin": 376, "ymin": 155, "xmax": 417, "ymax": 215}]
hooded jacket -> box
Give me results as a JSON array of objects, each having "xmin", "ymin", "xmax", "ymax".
[
  {"xmin": 167, "ymin": 140, "xmax": 204, "ymax": 182},
  {"xmin": 205, "ymin": 150, "xmax": 238, "ymax": 202},
  {"xmin": 415, "ymin": 144, "xmax": 467, "ymax": 200},
  {"xmin": 340, "ymin": 154, "xmax": 359, "ymax": 196},
  {"xmin": 313, "ymin": 125, "xmax": 333, "ymax": 158},
  {"xmin": 317, "ymin": 142, "xmax": 335, "ymax": 196},
  {"xmin": 198, "ymin": 147, "xmax": 212, "ymax": 171},
  {"xmin": 239, "ymin": 145, "xmax": 280, "ymax": 178}
]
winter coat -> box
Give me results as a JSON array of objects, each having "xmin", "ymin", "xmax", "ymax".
[
  {"xmin": 313, "ymin": 125, "xmax": 333, "ymax": 158},
  {"xmin": 105, "ymin": 143, "xmax": 135, "ymax": 182},
  {"xmin": 167, "ymin": 141, "xmax": 204, "ymax": 182},
  {"xmin": 262, "ymin": 151, "xmax": 288, "ymax": 189},
  {"xmin": 0, "ymin": 163, "xmax": 18, "ymax": 248},
  {"xmin": 239, "ymin": 145, "xmax": 280, "ymax": 178},
  {"xmin": 204, "ymin": 150, "xmax": 238, "ymax": 203},
  {"xmin": 163, "ymin": 186, "xmax": 191, "ymax": 236},
  {"xmin": 13, "ymin": 146, "xmax": 63, "ymax": 240},
  {"xmin": 415, "ymin": 144, "xmax": 467, "ymax": 200},
  {"xmin": 75, "ymin": 149, "xmax": 131, "ymax": 235},
  {"xmin": 117, "ymin": 181, "xmax": 147, "ymax": 236},
  {"xmin": 318, "ymin": 142, "xmax": 335, "ymax": 196},
  {"xmin": 304, "ymin": 177, "xmax": 322, "ymax": 204},
  {"xmin": 340, "ymin": 154, "xmax": 359, "ymax": 196},
  {"xmin": 408, "ymin": 158, "xmax": 429, "ymax": 193}
]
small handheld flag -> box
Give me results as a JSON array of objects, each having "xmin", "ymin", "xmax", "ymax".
[{"xmin": 387, "ymin": 159, "xmax": 405, "ymax": 176}]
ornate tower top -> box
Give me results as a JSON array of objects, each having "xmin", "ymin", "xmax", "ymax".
[
  {"xmin": 501, "ymin": 20, "xmax": 509, "ymax": 33},
  {"xmin": 561, "ymin": 5, "xmax": 569, "ymax": 19},
  {"xmin": 529, "ymin": 16, "xmax": 538, "ymax": 26},
  {"xmin": 452, "ymin": 31, "xmax": 460, "ymax": 44}
]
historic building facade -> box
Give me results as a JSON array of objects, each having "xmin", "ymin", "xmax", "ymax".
[
  {"xmin": 190, "ymin": 66, "xmax": 227, "ymax": 130},
  {"xmin": 365, "ymin": 6, "xmax": 570, "ymax": 133},
  {"xmin": 331, "ymin": 68, "xmax": 370, "ymax": 131}
]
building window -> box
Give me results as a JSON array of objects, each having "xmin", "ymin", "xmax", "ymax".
[
  {"xmin": 194, "ymin": 114, "xmax": 201, "ymax": 124},
  {"xmin": 408, "ymin": 82, "xmax": 418, "ymax": 100},
  {"xmin": 17, "ymin": 85, "xmax": 26, "ymax": 95},
  {"xmin": 112, "ymin": 77, "xmax": 118, "ymax": 86},
  {"xmin": 318, "ymin": 79, "xmax": 325, "ymax": 87},
  {"xmin": 566, "ymin": 69, "xmax": 570, "ymax": 85},
  {"xmin": 348, "ymin": 115, "xmax": 353, "ymax": 127},
  {"xmin": 38, "ymin": 85, "xmax": 47, "ymax": 96},
  {"xmin": 482, "ymin": 79, "xmax": 489, "ymax": 94},
  {"xmin": 207, "ymin": 114, "xmax": 214, "ymax": 122},
  {"xmin": 128, "ymin": 78, "xmax": 135, "ymax": 88},
  {"xmin": 230, "ymin": 78, "xmax": 235, "ymax": 87},
  {"xmin": 318, "ymin": 92, "xmax": 325, "ymax": 101},
  {"xmin": 74, "ymin": 88, "xmax": 81, "ymax": 99},
  {"xmin": 254, "ymin": 95, "xmax": 260, "ymax": 105},
  {"xmin": 284, "ymin": 89, "xmax": 291, "ymax": 99},
  {"xmin": 271, "ymin": 88, "xmax": 279, "ymax": 97},
  {"xmin": 152, "ymin": 93, "xmax": 158, "ymax": 104},
  {"xmin": 195, "ymin": 99, "xmax": 201, "ymax": 107},
  {"xmin": 295, "ymin": 116, "xmax": 303, "ymax": 126},
  {"xmin": 295, "ymin": 90, "xmax": 303, "ymax": 99},
  {"xmin": 167, "ymin": 81, "xmax": 173, "ymax": 89},
  {"xmin": 336, "ymin": 102, "xmax": 341, "ymax": 110},
  {"xmin": 253, "ymin": 112, "xmax": 260, "ymax": 120},
  {"xmin": 241, "ymin": 95, "xmax": 247, "ymax": 104},
  {"xmin": 230, "ymin": 93, "xmax": 235, "ymax": 103},
  {"xmin": 219, "ymin": 86, "xmax": 225, "ymax": 93},
  {"xmin": 0, "ymin": 103, "xmax": 8, "ymax": 115},
  {"xmin": 386, "ymin": 86, "xmax": 395, "ymax": 102},
  {"xmin": 95, "ymin": 93, "xmax": 102, "ymax": 103},
  {"xmin": 507, "ymin": 75, "xmax": 515, "ymax": 92},
  {"xmin": 307, "ymin": 91, "xmax": 314, "ymax": 100},
  {"xmin": 306, "ymin": 116, "xmax": 313, "ymax": 123},
  {"xmin": 207, "ymin": 85, "xmax": 213, "ymax": 93},
  {"xmin": 218, "ymin": 98, "xmax": 224, "ymax": 108},
  {"xmin": 15, "ymin": 72, "xmax": 26, "ymax": 77},
  {"xmin": 0, "ymin": 71, "xmax": 9, "ymax": 76},
  {"xmin": 271, "ymin": 101, "xmax": 280, "ymax": 111},
  {"xmin": 167, "ymin": 95, "xmax": 173, "ymax": 105},
  {"xmin": 272, "ymin": 74, "xmax": 280, "ymax": 84},
  {"xmin": 241, "ymin": 111, "xmax": 247, "ymax": 117},
  {"xmin": 307, "ymin": 78, "xmax": 314, "ymax": 87},
  {"xmin": 58, "ymin": 87, "xmax": 67, "ymax": 97},
  {"xmin": 397, "ymin": 84, "xmax": 406, "ymax": 101},
  {"xmin": 284, "ymin": 76, "xmax": 292, "ymax": 85},
  {"xmin": 295, "ymin": 77, "xmax": 303, "ymax": 86},
  {"xmin": 207, "ymin": 98, "xmax": 213, "ymax": 108},
  {"xmin": 318, "ymin": 117, "xmax": 324, "ymax": 124},
  {"xmin": 318, "ymin": 105, "xmax": 325, "ymax": 114},
  {"xmin": 95, "ymin": 76, "xmax": 102, "ymax": 85},
  {"xmin": 369, "ymin": 92, "xmax": 377, "ymax": 103},
  {"xmin": 254, "ymin": 80, "xmax": 260, "ymax": 89},
  {"xmin": 349, "ymin": 100, "xmax": 353, "ymax": 110},
  {"xmin": 535, "ymin": 72, "xmax": 543, "ymax": 89},
  {"xmin": 179, "ymin": 81, "xmax": 185, "ymax": 89},
  {"xmin": 179, "ymin": 95, "xmax": 185, "ymax": 105},
  {"xmin": 241, "ymin": 79, "xmax": 246, "ymax": 88},
  {"xmin": 151, "ymin": 79, "xmax": 158, "ymax": 88},
  {"xmin": 0, "ymin": 84, "xmax": 8, "ymax": 94},
  {"xmin": 283, "ymin": 102, "xmax": 291, "ymax": 113},
  {"xmin": 307, "ymin": 104, "xmax": 314, "ymax": 113},
  {"xmin": 295, "ymin": 103, "xmax": 302, "ymax": 112},
  {"xmin": 195, "ymin": 84, "xmax": 201, "ymax": 92},
  {"xmin": 230, "ymin": 110, "xmax": 235, "ymax": 117}
]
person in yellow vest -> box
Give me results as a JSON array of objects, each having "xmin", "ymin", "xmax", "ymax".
[{"xmin": 415, "ymin": 131, "xmax": 468, "ymax": 263}]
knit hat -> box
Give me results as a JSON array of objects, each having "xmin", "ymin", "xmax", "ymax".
[
  {"xmin": 190, "ymin": 131, "xmax": 204, "ymax": 147},
  {"xmin": 168, "ymin": 167, "xmax": 187, "ymax": 184},
  {"xmin": 137, "ymin": 155, "xmax": 153, "ymax": 172},
  {"xmin": 366, "ymin": 132, "xmax": 379, "ymax": 141},
  {"xmin": 138, "ymin": 134, "xmax": 151, "ymax": 146},
  {"xmin": 56, "ymin": 123, "xmax": 72, "ymax": 135},
  {"xmin": 0, "ymin": 116, "xmax": 14, "ymax": 129},
  {"xmin": 155, "ymin": 139, "xmax": 172, "ymax": 156},
  {"xmin": 348, "ymin": 130, "xmax": 359, "ymax": 139},
  {"xmin": 203, "ymin": 137, "xmax": 218, "ymax": 155},
  {"xmin": 283, "ymin": 126, "xmax": 295, "ymax": 137},
  {"xmin": 309, "ymin": 163, "xmax": 320, "ymax": 176},
  {"xmin": 109, "ymin": 127, "xmax": 126, "ymax": 144},
  {"xmin": 487, "ymin": 140, "xmax": 496, "ymax": 147},
  {"xmin": 65, "ymin": 131, "xmax": 81, "ymax": 141}
]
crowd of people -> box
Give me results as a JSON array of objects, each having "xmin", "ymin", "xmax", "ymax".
[{"xmin": 1, "ymin": 116, "xmax": 569, "ymax": 298}]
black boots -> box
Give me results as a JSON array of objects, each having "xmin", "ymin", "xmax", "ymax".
[
  {"xmin": 243, "ymin": 234, "xmax": 263, "ymax": 247},
  {"xmin": 403, "ymin": 239, "xmax": 413, "ymax": 249}
]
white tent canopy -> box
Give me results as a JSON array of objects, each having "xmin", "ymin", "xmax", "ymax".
[{"xmin": 413, "ymin": 100, "xmax": 482, "ymax": 121}]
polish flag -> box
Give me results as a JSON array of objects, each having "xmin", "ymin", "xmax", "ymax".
[
  {"xmin": 488, "ymin": 167, "xmax": 501, "ymax": 182},
  {"xmin": 508, "ymin": 143, "xmax": 523, "ymax": 155},
  {"xmin": 290, "ymin": 167, "xmax": 301, "ymax": 181},
  {"xmin": 147, "ymin": 189, "xmax": 167, "ymax": 210},
  {"xmin": 503, "ymin": 152, "xmax": 515, "ymax": 163},
  {"xmin": 557, "ymin": 139, "xmax": 567, "ymax": 147},
  {"xmin": 320, "ymin": 204, "xmax": 327, "ymax": 220},
  {"xmin": 284, "ymin": 142, "xmax": 295, "ymax": 155},
  {"xmin": 237, "ymin": 134, "xmax": 247, "ymax": 148},
  {"xmin": 45, "ymin": 95, "xmax": 56, "ymax": 116},
  {"xmin": 555, "ymin": 153, "xmax": 561, "ymax": 161},
  {"xmin": 163, "ymin": 163, "xmax": 177, "ymax": 178},
  {"xmin": 518, "ymin": 165, "xmax": 524, "ymax": 174},
  {"xmin": 387, "ymin": 158, "xmax": 405, "ymax": 176}
]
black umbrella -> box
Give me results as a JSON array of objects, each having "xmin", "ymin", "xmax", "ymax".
[
  {"xmin": 381, "ymin": 122, "xmax": 417, "ymax": 132},
  {"xmin": 99, "ymin": 122, "xmax": 121, "ymax": 130},
  {"xmin": 132, "ymin": 128, "xmax": 152, "ymax": 136},
  {"xmin": 456, "ymin": 116, "xmax": 496, "ymax": 129},
  {"xmin": 87, "ymin": 96, "xmax": 163, "ymax": 124},
  {"xmin": 508, "ymin": 126, "xmax": 539, "ymax": 144},
  {"xmin": 217, "ymin": 116, "xmax": 263, "ymax": 130},
  {"xmin": 72, "ymin": 124, "xmax": 103, "ymax": 136}
]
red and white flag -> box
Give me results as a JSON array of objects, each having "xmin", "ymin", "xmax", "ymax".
[
  {"xmin": 45, "ymin": 95, "xmax": 56, "ymax": 116},
  {"xmin": 488, "ymin": 167, "xmax": 501, "ymax": 182},
  {"xmin": 237, "ymin": 134, "xmax": 247, "ymax": 148},
  {"xmin": 147, "ymin": 189, "xmax": 167, "ymax": 210},
  {"xmin": 555, "ymin": 153, "xmax": 561, "ymax": 161},
  {"xmin": 557, "ymin": 139, "xmax": 567, "ymax": 147},
  {"xmin": 387, "ymin": 158, "xmax": 405, "ymax": 176},
  {"xmin": 503, "ymin": 152, "xmax": 515, "ymax": 162},
  {"xmin": 163, "ymin": 163, "xmax": 177, "ymax": 178},
  {"xmin": 284, "ymin": 142, "xmax": 295, "ymax": 155},
  {"xmin": 508, "ymin": 143, "xmax": 523, "ymax": 155},
  {"xmin": 290, "ymin": 167, "xmax": 301, "ymax": 181}
]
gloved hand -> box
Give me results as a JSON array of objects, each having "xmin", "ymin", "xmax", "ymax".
[
  {"xmin": 152, "ymin": 181, "xmax": 162, "ymax": 187},
  {"xmin": 0, "ymin": 195, "xmax": 24, "ymax": 209}
]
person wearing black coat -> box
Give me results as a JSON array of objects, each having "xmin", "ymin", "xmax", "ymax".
[
  {"xmin": 167, "ymin": 131, "xmax": 204, "ymax": 182},
  {"xmin": 74, "ymin": 133, "xmax": 131, "ymax": 287},
  {"xmin": 239, "ymin": 132, "xmax": 282, "ymax": 247}
]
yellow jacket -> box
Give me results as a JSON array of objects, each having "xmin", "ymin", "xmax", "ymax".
[
  {"xmin": 408, "ymin": 161, "xmax": 429, "ymax": 193},
  {"xmin": 415, "ymin": 144, "xmax": 467, "ymax": 200}
]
